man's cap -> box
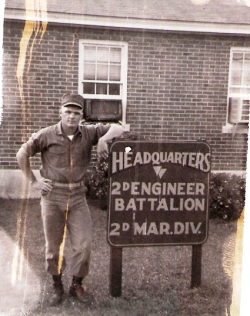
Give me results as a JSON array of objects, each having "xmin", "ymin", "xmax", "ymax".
[{"xmin": 61, "ymin": 93, "xmax": 84, "ymax": 110}]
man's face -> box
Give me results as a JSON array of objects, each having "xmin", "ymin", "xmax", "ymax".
[{"xmin": 60, "ymin": 106, "xmax": 83, "ymax": 130}]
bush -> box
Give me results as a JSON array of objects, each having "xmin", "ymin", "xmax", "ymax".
[
  {"xmin": 87, "ymin": 158, "xmax": 109, "ymax": 202},
  {"xmin": 209, "ymin": 172, "xmax": 245, "ymax": 221}
]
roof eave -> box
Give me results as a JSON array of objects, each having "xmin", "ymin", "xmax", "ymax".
[{"xmin": 4, "ymin": 10, "xmax": 250, "ymax": 36}]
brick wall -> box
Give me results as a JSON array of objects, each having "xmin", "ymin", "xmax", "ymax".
[{"xmin": 0, "ymin": 21, "xmax": 249, "ymax": 171}]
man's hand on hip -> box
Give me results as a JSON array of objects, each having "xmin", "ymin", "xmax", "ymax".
[{"xmin": 32, "ymin": 178, "xmax": 53, "ymax": 193}]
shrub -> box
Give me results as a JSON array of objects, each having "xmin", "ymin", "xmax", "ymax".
[
  {"xmin": 87, "ymin": 158, "xmax": 109, "ymax": 202},
  {"xmin": 209, "ymin": 172, "xmax": 245, "ymax": 221}
]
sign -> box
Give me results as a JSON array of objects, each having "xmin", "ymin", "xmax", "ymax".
[{"xmin": 108, "ymin": 141, "xmax": 211, "ymax": 247}]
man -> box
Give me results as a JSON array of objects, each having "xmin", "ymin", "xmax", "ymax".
[{"xmin": 16, "ymin": 93, "xmax": 124, "ymax": 306}]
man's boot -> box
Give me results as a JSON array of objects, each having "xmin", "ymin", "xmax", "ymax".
[
  {"xmin": 48, "ymin": 274, "xmax": 64, "ymax": 306},
  {"xmin": 69, "ymin": 276, "xmax": 92, "ymax": 303}
]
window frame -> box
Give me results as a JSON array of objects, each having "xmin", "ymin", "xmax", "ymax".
[
  {"xmin": 223, "ymin": 47, "xmax": 250, "ymax": 133},
  {"xmin": 228, "ymin": 47, "xmax": 250, "ymax": 97},
  {"xmin": 78, "ymin": 40, "xmax": 128, "ymax": 123}
]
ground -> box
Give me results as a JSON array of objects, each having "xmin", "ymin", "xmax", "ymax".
[{"xmin": 0, "ymin": 198, "xmax": 240, "ymax": 316}]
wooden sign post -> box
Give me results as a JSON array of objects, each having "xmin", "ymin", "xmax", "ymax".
[{"xmin": 108, "ymin": 141, "xmax": 211, "ymax": 296}]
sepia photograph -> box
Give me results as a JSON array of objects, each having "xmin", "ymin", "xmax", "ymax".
[{"xmin": 0, "ymin": 1, "xmax": 250, "ymax": 315}]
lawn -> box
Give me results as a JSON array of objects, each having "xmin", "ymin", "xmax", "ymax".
[{"xmin": 0, "ymin": 198, "xmax": 240, "ymax": 316}]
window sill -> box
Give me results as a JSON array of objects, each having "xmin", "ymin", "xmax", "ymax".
[{"xmin": 222, "ymin": 123, "xmax": 249, "ymax": 134}]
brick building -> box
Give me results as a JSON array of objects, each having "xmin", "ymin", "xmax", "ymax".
[{"xmin": 1, "ymin": 0, "xmax": 250, "ymax": 197}]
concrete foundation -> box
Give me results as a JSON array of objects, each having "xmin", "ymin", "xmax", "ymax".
[{"xmin": 0, "ymin": 170, "xmax": 41, "ymax": 199}]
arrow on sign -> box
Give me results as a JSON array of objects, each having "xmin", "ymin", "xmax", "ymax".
[{"xmin": 153, "ymin": 166, "xmax": 167, "ymax": 179}]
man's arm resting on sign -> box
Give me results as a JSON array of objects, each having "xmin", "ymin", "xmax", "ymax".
[
  {"xmin": 97, "ymin": 124, "xmax": 125, "ymax": 160},
  {"xmin": 16, "ymin": 147, "xmax": 53, "ymax": 192}
]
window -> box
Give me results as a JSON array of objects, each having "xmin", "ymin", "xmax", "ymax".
[
  {"xmin": 229, "ymin": 48, "xmax": 250, "ymax": 95},
  {"xmin": 79, "ymin": 40, "xmax": 128, "ymax": 123},
  {"xmin": 226, "ymin": 48, "xmax": 250, "ymax": 130}
]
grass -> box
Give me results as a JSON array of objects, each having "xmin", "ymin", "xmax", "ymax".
[{"xmin": 0, "ymin": 198, "xmax": 239, "ymax": 316}]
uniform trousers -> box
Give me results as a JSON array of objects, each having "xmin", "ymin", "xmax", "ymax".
[{"xmin": 40, "ymin": 185, "xmax": 92, "ymax": 278}]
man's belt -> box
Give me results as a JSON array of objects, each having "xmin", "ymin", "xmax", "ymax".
[{"xmin": 52, "ymin": 180, "xmax": 85, "ymax": 189}]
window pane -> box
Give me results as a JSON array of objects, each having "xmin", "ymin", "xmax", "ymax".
[
  {"xmin": 240, "ymin": 87, "xmax": 250, "ymax": 93},
  {"xmin": 231, "ymin": 70, "xmax": 242, "ymax": 85},
  {"xmin": 84, "ymin": 46, "xmax": 96, "ymax": 61},
  {"xmin": 232, "ymin": 53, "xmax": 243, "ymax": 70},
  {"xmin": 110, "ymin": 65, "xmax": 121, "ymax": 81},
  {"xmin": 83, "ymin": 82, "xmax": 95, "ymax": 94},
  {"xmin": 244, "ymin": 53, "xmax": 250, "ymax": 67},
  {"xmin": 243, "ymin": 69, "xmax": 250, "ymax": 86},
  {"xmin": 96, "ymin": 83, "xmax": 107, "ymax": 94},
  {"xmin": 97, "ymin": 46, "xmax": 109, "ymax": 62},
  {"xmin": 97, "ymin": 63, "xmax": 108, "ymax": 80},
  {"xmin": 109, "ymin": 84, "xmax": 120, "ymax": 95},
  {"xmin": 229, "ymin": 87, "xmax": 241, "ymax": 93},
  {"xmin": 243, "ymin": 54, "xmax": 250, "ymax": 86},
  {"xmin": 84, "ymin": 63, "xmax": 95, "ymax": 80},
  {"xmin": 230, "ymin": 86, "xmax": 250, "ymax": 94},
  {"xmin": 110, "ymin": 47, "xmax": 121, "ymax": 63}
]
